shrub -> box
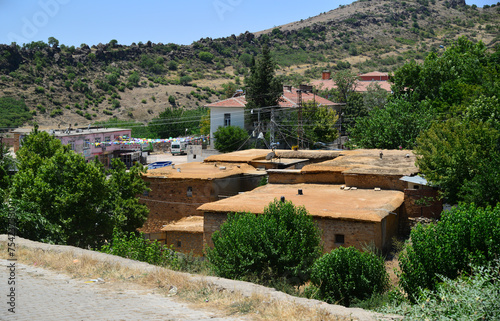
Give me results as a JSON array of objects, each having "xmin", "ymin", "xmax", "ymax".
[
  {"xmin": 168, "ymin": 95, "xmax": 175, "ymax": 105},
  {"xmin": 100, "ymin": 229, "xmax": 177, "ymax": 266},
  {"xmin": 179, "ymin": 75, "xmax": 192, "ymax": 85},
  {"xmin": 311, "ymin": 247, "xmax": 389, "ymax": 306},
  {"xmin": 199, "ymin": 51, "xmax": 214, "ymax": 63},
  {"xmin": 127, "ymin": 71, "xmax": 140, "ymax": 87},
  {"xmin": 381, "ymin": 262, "xmax": 500, "ymax": 320},
  {"xmin": 206, "ymin": 199, "xmax": 322, "ymax": 286},
  {"xmin": 213, "ymin": 125, "xmax": 249, "ymax": 153},
  {"xmin": 398, "ymin": 203, "xmax": 500, "ymax": 299},
  {"xmin": 168, "ymin": 60, "xmax": 178, "ymax": 71}
]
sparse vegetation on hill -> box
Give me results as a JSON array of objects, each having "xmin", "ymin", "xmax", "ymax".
[{"xmin": 0, "ymin": 0, "xmax": 498, "ymax": 130}]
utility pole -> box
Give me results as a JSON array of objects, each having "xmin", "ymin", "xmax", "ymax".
[
  {"xmin": 297, "ymin": 89, "xmax": 303, "ymax": 149},
  {"xmin": 270, "ymin": 107, "xmax": 275, "ymax": 148}
]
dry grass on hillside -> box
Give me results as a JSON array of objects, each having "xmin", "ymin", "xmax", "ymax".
[{"xmin": 0, "ymin": 242, "xmax": 356, "ymax": 321}]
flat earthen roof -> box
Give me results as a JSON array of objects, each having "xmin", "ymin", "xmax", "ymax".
[
  {"xmin": 161, "ymin": 216, "xmax": 203, "ymax": 233},
  {"xmin": 204, "ymin": 149, "xmax": 271, "ymax": 163},
  {"xmin": 144, "ymin": 162, "xmax": 261, "ymax": 179},
  {"xmin": 302, "ymin": 149, "xmax": 419, "ymax": 176},
  {"xmin": 198, "ymin": 183, "xmax": 404, "ymax": 223}
]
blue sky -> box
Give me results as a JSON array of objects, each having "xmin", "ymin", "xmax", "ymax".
[{"xmin": 0, "ymin": 0, "xmax": 497, "ymax": 47}]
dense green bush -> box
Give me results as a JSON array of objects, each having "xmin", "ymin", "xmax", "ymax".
[
  {"xmin": 381, "ymin": 262, "xmax": 500, "ymax": 320},
  {"xmin": 213, "ymin": 125, "xmax": 249, "ymax": 153},
  {"xmin": 0, "ymin": 97, "xmax": 32, "ymax": 127},
  {"xmin": 206, "ymin": 199, "xmax": 322, "ymax": 286},
  {"xmin": 310, "ymin": 246, "xmax": 389, "ymax": 306},
  {"xmin": 100, "ymin": 229, "xmax": 177, "ymax": 266},
  {"xmin": 398, "ymin": 203, "xmax": 500, "ymax": 299},
  {"xmin": 198, "ymin": 51, "xmax": 214, "ymax": 63}
]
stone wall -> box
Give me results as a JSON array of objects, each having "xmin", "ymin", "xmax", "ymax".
[{"xmin": 166, "ymin": 231, "xmax": 204, "ymax": 256}]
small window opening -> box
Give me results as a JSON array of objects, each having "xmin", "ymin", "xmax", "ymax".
[
  {"xmin": 335, "ymin": 234, "xmax": 345, "ymax": 244},
  {"xmin": 177, "ymin": 241, "xmax": 181, "ymax": 247},
  {"xmin": 187, "ymin": 187, "xmax": 193, "ymax": 197}
]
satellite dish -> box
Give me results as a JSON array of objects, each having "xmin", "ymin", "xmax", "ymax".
[{"xmin": 266, "ymin": 151, "xmax": 276, "ymax": 160}]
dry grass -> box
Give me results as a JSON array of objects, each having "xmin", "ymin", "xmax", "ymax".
[{"xmin": 0, "ymin": 242, "xmax": 355, "ymax": 321}]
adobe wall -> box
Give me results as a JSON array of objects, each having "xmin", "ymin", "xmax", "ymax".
[
  {"xmin": 268, "ymin": 171, "xmax": 345, "ymax": 185},
  {"xmin": 141, "ymin": 174, "xmax": 262, "ymax": 233},
  {"xmin": 141, "ymin": 178, "xmax": 218, "ymax": 231},
  {"xmin": 344, "ymin": 173, "xmax": 406, "ymax": 191},
  {"xmin": 203, "ymin": 212, "xmax": 229, "ymax": 248},
  {"xmin": 204, "ymin": 210, "xmax": 400, "ymax": 253},
  {"xmin": 166, "ymin": 231, "xmax": 204, "ymax": 256},
  {"xmin": 404, "ymin": 188, "xmax": 442, "ymax": 219}
]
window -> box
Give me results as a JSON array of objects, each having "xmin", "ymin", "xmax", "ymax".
[
  {"xmin": 104, "ymin": 136, "xmax": 111, "ymax": 142},
  {"xmin": 95, "ymin": 137, "xmax": 101, "ymax": 143},
  {"xmin": 224, "ymin": 113, "xmax": 231, "ymax": 127},
  {"xmin": 335, "ymin": 234, "xmax": 345, "ymax": 244},
  {"xmin": 68, "ymin": 141, "xmax": 75, "ymax": 151},
  {"xmin": 187, "ymin": 187, "xmax": 192, "ymax": 197},
  {"xmin": 177, "ymin": 241, "xmax": 182, "ymax": 247},
  {"xmin": 84, "ymin": 139, "xmax": 90, "ymax": 150}
]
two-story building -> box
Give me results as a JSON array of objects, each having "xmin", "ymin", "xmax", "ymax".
[{"xmin": 13, "ymin": 127, "xmax": 141, "ymax": 167}]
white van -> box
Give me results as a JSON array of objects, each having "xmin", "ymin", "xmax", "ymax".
[{"xmin": 171, "ymin": 142, "xmax": 188, "ymax": 155}]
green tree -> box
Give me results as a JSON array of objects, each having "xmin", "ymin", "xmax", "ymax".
[
  {"xmin": 0, "ymin": 97, "xmax": 32, "ymax": 128},
  {"xmin": 311, "ymin": 247, "xmax": 389, "ymax": 306},
  {"xmin": 199, "ymin": 109, "xmax": 210, "ymax": 136},
  {"xmin": 390, "ymin": 37, "xmax": 497, "ymax": 113},
  {"xmin": 244, "ymin": 45, "xmax": 283, "ymax": 124},
  {"xmin": 206, "ymin": 199, "xmax": 322, "ymax": 286},
  {"xmin": 349, "ymin": 97, "xmax": 434, "ymax": 149},
  {"xmin": 332, "ymin": 69, "xmax": 359, "ymax": 103},
  {"xmin": 213, "ymin": 125, "xmax": 249, "ymax": 153},
  {"xmin": 221, "ymin": 81, "xmax": 238, "ymax": 99},
  {"xmin": 47, "ymin": 36, "xmax": 59, "ymax": 48},
  {"xmin": 398, "ymin": 203, "xmax": 500, "ymax": 299},
  {"xmin": 363, "ymin": 82, "xmax": 388, "ymax": 111},
  {"xmin": 198, "ymin": 51, "xmax": 214, "ymax": 63},
  {"xmin": 4, "ymin": 129, "xmax": 149, "ymax": 248},
  {"xmin": 149, "ymin": 107, "xmax": 207, "ymax": 138},
  {"xmin": 127, "ymin": 71, "xmax": 140, "ymax": 87},
  {"xmin": 415, "ymin": 97, "xmax": 500, "ymax": 206}
]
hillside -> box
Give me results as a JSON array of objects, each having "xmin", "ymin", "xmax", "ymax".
[{"xmin": 0, "ymin": 0, "xmax": 498, "ymax": 130}]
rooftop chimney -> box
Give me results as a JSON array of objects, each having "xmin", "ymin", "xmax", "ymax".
[{"xmin": 322, "ymin": 70, "xmax": 331, "ymax": 80}]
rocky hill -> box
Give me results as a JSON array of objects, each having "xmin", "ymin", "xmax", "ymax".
[{"xmin": 0, "ymin": 0, "xmax": 498, "ymax": 129}]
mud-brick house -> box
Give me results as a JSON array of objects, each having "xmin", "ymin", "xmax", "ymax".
[
  {"xmin": 160, "ymin": 216, "xmax": 204, "ymax": 256},
  {"xmin": 139, "ymin": 161, "xmax": 265, "ymax": 243},
  {"xmin": 267, "ymin": 149, "xmax": 420, "ymax": 189},
  {"xmin": 199, "ymin": 183, "xmax": 404, "ymax": 252}
]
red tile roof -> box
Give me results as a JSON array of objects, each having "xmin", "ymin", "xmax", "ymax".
[{"xmin": 206, "ymin": 87, "xmax": 340, "ymax": 108}]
